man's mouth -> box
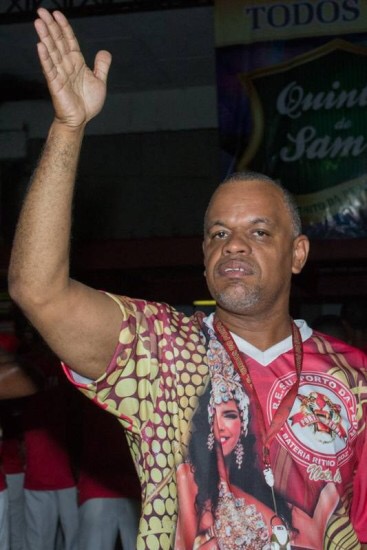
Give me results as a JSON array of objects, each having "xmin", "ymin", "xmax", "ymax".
[
  {"xmin": 218, "ymin": 261, "xmax": 254, "ymax": 277},
  {"xmin": 224, "ymin": 267, "xmax": 245, "ymax": 273}
]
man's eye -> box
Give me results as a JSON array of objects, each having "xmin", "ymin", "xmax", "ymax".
[
  {"xmin": 212, "ymin": 230, "xmax": 227, "ymax": 239},
  {"xmin": 254, "ymin": 230, "xmax": 269, "ymax": 237}
]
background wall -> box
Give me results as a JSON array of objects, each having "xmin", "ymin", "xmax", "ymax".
[
  {"xmin": 0, "ymin": 2, "xmax": 366, "ymax": 325},
  {"xmin": 1, "ymin": 128, "xmax": 220, "ymax": 243}
]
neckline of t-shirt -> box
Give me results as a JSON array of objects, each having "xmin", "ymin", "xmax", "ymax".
[{"xmin": 204, "ymin": 314, "xmax": 312, "ymax": 367}]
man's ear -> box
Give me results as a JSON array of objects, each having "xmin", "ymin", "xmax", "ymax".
[{"xmin": 292, "ymin": 235, "xmax": 310, "ymax": 274}]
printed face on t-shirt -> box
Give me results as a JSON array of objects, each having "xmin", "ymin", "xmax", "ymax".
[{"xmin": 213, "ymin": 399, "xmax": 242, "ymax": 457}]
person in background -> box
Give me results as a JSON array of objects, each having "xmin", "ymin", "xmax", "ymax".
[
  {"xmin": 15, "ymin": 319, "xmax": 79, "ymax": 550},
  {"xmin": 0, "ymin": 399, "xmax": 26, "ymax": 550},
  {"xmin": 0, "ymin": 443, "xmax": 10, "ymax": 550},
  {"xmin": 0, "ymin": 328, "xmax": 38, "ymax": 550},
  {"xmin": 77, "ymin": 396, "xmax": 141, "ymax": 550},
  {"xmin": 0, "ymin": 329, "xmax": 38, "ymax": 400},
  {"xmin": 7, "ymin": 8, "xmax": 367, "ymax": 549},
  {"xmin": 312, "ymin": 313, "xmax": 349, "ymax": 342},
  {"xmin": 341, "ymin": 298, "xmax": 367, "ymax": 352}
]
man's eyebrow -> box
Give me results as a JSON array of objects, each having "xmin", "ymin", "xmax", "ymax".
[
  {"xmin": 206, "ymin": 217, "xmax": 275, "ymax": 229},
  {"xmin": 204, "ymin": 220, "xmax": 227, "ymax": 233},
  {"xmin": 207, "ymin": 219, "xmax": 226, "ymax": 228},
  {"xmin": 204, "ymin": 216, "xmax": 278, "ymax": 235}
]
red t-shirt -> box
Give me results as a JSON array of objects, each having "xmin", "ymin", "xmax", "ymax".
[
  {"xmin": 2, "ymin": 438, "xmax": 24, "ymax": 475},
  {"xmin": 62, "ymin": 298, "xmax": 367, "ymax": 548},
  {"xmin": 22, "ymin": 345, "xmax": 76, "ymax": 490},
  {"xmin": 235, "ymin": 326, "xmax": 367, "ymax": 546},
  {"xmin": 77, "ymin": 396, "xmax": 141, "ymax": 505},
  {"xmin": 0, "ymin": 400, "xmax": 25, "ymax": 475}
]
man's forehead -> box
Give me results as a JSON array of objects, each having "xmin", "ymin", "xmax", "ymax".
[
  {"xmin": 209, "ymin": 179, "xmax": 285, "ymax": 211},
  {"xmin": 204, "ymin": 179, "xmax": 295, "ymax": 236},
  {"xmin": 216, "ymin": 178, "xmax": 280, "ymax": 196},
  {"xmin": 207, "ymin": 215, "xmax": 275, "ymax": 230}
]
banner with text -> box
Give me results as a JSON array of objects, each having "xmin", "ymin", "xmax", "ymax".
[{"xmin": 215, "ymin": 0, "xmax": 367, "ymax": 237}]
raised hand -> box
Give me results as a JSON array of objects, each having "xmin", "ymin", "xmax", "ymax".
[{"xmin": 34, "ymin": 8, "xmax": 112, "ymax": 128}]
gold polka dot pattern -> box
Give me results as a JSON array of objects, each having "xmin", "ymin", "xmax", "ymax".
[{"xmin": 78, "ymin": 295, "xmax": 210, "ymax": 549}]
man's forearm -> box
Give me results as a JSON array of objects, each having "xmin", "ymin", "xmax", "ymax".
[{"xmin": 9, "ymin": 121, "xmax": 84, "ymax": 309}]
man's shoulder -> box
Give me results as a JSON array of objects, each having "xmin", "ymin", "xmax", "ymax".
[
  {"xmin": 307, "ymin": 329, "xmax": 367, "ymax": 368},
  {"xmin": 106, "ymin": 292, "xmax": 206, "ymax": 336}
]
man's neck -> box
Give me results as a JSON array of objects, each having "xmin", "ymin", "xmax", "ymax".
[{"xmin": 214, "ymin": 308, "xmax": 293, "ymax": 351}]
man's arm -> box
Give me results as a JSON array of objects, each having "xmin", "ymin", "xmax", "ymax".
[{"xmin": 8, "ymin": 9, "xmax": 121, "ymax": 380}]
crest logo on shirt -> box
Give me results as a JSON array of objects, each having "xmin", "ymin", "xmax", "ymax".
[
  {"xmin": 290, "ymin": 390, "xmax": 347, "ymax": 444},
  {"xmin": 268, "ymin": 371, "xmax": 358, "ymax": 480}
]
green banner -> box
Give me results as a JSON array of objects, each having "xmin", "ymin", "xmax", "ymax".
[{"xmin": 215, "ymin": 0, "xmax": 367, "ymax": 237}]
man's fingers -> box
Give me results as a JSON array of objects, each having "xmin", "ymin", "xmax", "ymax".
[
  {"xmin": 36, "ymin": 42, "xmax": 63, "ymax": 91},
  {"xmin": 34, "ymin": 7, "xmax": 108, "ymax": 124},
  {"xmin": 35, "ymin": 7, "xmax": 109, "ymax": 85},
  {"xmin": 93, "ymin": 50, "xmax": 112, "ymax": 84},
  {"xmin": 34, "ymin": 15, "xmax": 63, "ymax": 68},
  {"xmin": 53, "ymin": 10, "xmax": 81, "ymax": 54},
  {"xmin": 35, "ymin": 9, "xmax": 80, "ymax": 82},
  {"xmin": 35, "ymin": 8, "xmax": 80, "ymax": 60},
  {"xmin": 34, "ymin": 16, "xmax": 49, "ymax": 41}
]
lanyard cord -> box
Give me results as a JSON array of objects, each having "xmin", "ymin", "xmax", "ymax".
[{"xmin": 213, "ymin": 316, "xmax": 303, "ymax": 515}]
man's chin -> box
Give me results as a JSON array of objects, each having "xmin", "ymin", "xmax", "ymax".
[{"xmin": 214, "ymin": 288, "xmax": 261, "ymax": 315}]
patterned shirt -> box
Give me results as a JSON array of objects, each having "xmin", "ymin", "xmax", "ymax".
[{"xmin": 64, "ymin": 295, "xmax": 367, "ymax": 549}]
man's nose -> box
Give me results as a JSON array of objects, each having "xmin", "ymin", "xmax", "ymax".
[{"xmin": 223, "ymin": 233, "xmax": 251, "ymax": 255}]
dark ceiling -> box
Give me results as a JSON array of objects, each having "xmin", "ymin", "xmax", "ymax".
[{"xmin": 0, "ymin": 0, "xmax": 216, "ymax": 102}]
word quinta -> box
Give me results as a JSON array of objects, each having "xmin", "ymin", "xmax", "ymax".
[
  {"xmin": 276, "ymin": 80, "xmax": 367, "ymax": 161},
  {"xmin": 277, "ymin": 80, "xmax": 367, "ymax": 119}
]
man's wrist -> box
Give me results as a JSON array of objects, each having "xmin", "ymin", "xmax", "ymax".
[{"xmin": 49, "ymin": 118, "xmax": 86, "ymax": 139}]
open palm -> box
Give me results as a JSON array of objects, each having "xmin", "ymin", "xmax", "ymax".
[{"xmin": 35, "ymin": 8, "xmax": 111, "ymax": 127}]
